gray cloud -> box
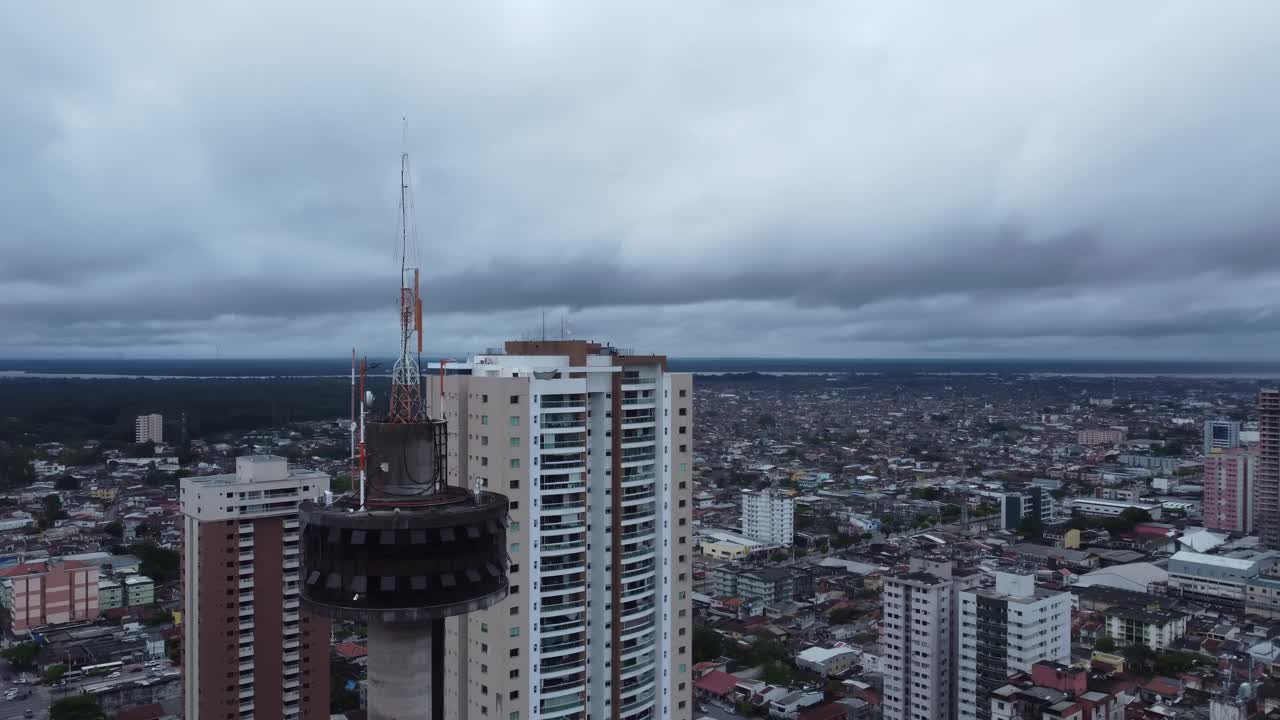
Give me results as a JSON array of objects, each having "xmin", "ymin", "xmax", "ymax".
[{"xmin": 3, "ymin": 3, "xmax": 1280, "ymax": 359}]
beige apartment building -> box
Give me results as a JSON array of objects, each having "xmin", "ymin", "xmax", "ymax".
[{"xmin": 433, "ymin": 340, "xmax": 694, "ymax": 720}]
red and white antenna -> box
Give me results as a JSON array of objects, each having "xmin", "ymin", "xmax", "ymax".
[{"xmin": 388, "ymin": 132, "xmax": 426, "ymax": 424}]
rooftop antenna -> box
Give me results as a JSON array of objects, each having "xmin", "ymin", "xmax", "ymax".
[
  {"xmin": 542, "ymin": 310, "xmax": 547, "ymax": 341},
  {"xmin": 388, "ymin": 119, "xmax": 426, "ymax": 424}
]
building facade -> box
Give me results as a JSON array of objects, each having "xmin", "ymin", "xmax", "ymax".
[
  {"xmin": 1000, "ymin": 486, "xmax": 1054, "ymax": 531},
  {"xmin": 436, "ymin": 341, "xmax": 694, "ymax": 720},
  {"xmin": 740, "ymin": 489, "xmax": 794, "ymax": 546},
  {"xmin": 180, "ymin": 456, "xmax": 330, "ymax": 720},
  {"xmin": 1203, "ymin": 449, "xmax": 1254, "ymax": 534},
  {"xmin": 1258, "ymin": 390, "xmax": 1280, "ymax": 549},
  {"xmin": 1204, "ymin": 419, "xmax": 1242, "ymax": 456},
  {"xmin": 1077, "ymin": 429, "xmax": 1125, "ymax": 446},
  {"xmin": 959, "ymin": 573, "xmax": 1071, "ymax": 720},
  {"xmin": 135, "ymin": 413, "xmax": 164, "ymax": 445},
  {"xmin": 0, "ymin": 560, "xmax": 99, "ymax": 635},
  {"xmin": 881, "ymin": 561, "xmax": 977, "ymax": 720}
]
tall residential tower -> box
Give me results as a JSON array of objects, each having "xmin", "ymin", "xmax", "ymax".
[
  {"xmin": 435, "ymin": 340, "xmax": 694, "ymax": 720},
  {"xmin": 180, "ymin": 456, "xmax": 331, "ymax": 720},
  {"xmin": 1258, "ymin": 390, "xmax": 1280, "ymax": 548},
  {"xmin": 958, "ymin": 573, "xmax": 1071, "ymax": 720},
  {"xmin": 740, "ymin": 489, "xmax": 794, "ymax": 546}
]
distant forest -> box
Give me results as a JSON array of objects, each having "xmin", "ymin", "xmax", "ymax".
[{"xmin": 0, "ymin": 377, "xmax": 365, "ymax": 447}]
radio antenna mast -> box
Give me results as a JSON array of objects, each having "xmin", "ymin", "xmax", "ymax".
[{"xmin": 388, "ymin": 121, "xmax": 426, "ymax": 424}]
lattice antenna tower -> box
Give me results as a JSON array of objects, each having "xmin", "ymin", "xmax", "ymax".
[{"xmin": 388, "ymin": 122, "xmax": 426, "ymax": 424}]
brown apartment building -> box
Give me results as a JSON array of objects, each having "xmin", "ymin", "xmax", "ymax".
[{"xmin": 180, "ymin": 456, "xmax": 331, "ymax": 720}]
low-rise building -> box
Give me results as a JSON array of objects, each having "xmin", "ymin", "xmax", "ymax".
[
  {"xmin": 1167, "ymin": 550, "xmax": 1278, "ymax": 609},
  {"xmin": 99, "ymin": 578, "xmax": 123, "ymax": 611},
  {"xmin": 795, "ymin": 645, "xmax": 859, "ymax": 677},
  {"xmin": 0, "ymin": 559, "xmax": 99, "ymax": 635},
  {"xmin": 1066, "ymin": 498, "xmax": 1163, "ymax": 520},
  {"xmin": 1102, "ymin": 606, "xmax": 1187, "ymax": 650},
  {"xmin": 123, "ymin": 575, "xmax": 155, "ymax": 607}
]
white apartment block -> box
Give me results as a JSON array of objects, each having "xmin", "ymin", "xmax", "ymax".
[
  {"xmin": 135, "ymin": 413, "xmax": 163, "ymax": 444},
  {"xmin": 180, "ymin": 456, "xmax": 331, "ymax": 720},
  {"xmin": 435, "ymin": 340, "xmax": 694, "ymax": 720},
  {"xmin": 740, "ymin": 489, "xmax": 794, "ymax": 546},
  {"xmin": 880, "ymin": 560, "xmax": 981, "ymax": 720},
  {"xmin": 959, "ymin": 573, "xmax": 1071, "ymax": 720}
]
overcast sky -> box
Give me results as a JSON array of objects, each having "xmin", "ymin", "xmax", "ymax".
[{"xmin": 3, "ymin": 3, "xmax": 1280, "ymax": 360}]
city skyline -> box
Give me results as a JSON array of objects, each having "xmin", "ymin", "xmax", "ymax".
[{"xmin": 4, "ymin": 4, "xmax": 1280, "ymax": 359}]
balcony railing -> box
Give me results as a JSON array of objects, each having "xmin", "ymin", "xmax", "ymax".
[{"xmin": 541, "ymin": 398, "xmax": 587, "ymax": 408}]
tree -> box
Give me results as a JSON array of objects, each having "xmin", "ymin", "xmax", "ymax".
[
  {"xmin": 50, "ymin": 695, "xmax": 107, "ymax": 720},
  {"xmin": 692, "ymin": 625, "xmax": 724, "ymax": 663},
  {"xmin": 43, "ymin": 664, "xmax": 67, "ymax": 684},
  {"xmin": 128, "ymin": 542, "xmax": 180, "ymax": 583},
  {"xmin": 125, "ymin": 441, "xmax": 156, "ymax": 458},
  {"xmin": 1, "ymin": 642, "xmax": 40, "ymax": 670},
  {"xmin": 1017, "ymin": 515, "xmax": 1043, "ymax": 538},
  {"xmin": 55, "ymin": 475, "xmax": 80, "ymax": 491},
  {"xmin": 762, "ymin": 661, "xmax": 794, "ymax": 685},
  {"xmin": 40, "ymin": 493, "xmax": 67, "ymax": 529},
  {"xmin": 1122, "ymin": 644, "xmax": 1155, "ymax": 675},
  {"xmin": 101, "ymin": 521, "xmax": 123, "ymax": 538},
  {"xmin": 829, "ymin": 607, "xmax": 858, "ymax": 625},
  {"xmin": 1094, "ymin": 635, "xmax": 1116, "ymax": 653}
]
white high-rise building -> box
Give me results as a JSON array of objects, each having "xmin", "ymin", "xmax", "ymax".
[
  {"xmin": 1205, "ymin": 418, "xmax": 1242, "ymax": 456},
  {"xmin": 434, "ymin": 340, "xmax": 694, "ymax": 720},
  {"xmin": 881, "ymin": 560, "xmax": 981, "ymax": 720},
  {"xmin": 135, "ymin": 413, "xmax": 163, "ymax": 444},
  {"xmin": 958, "ymin": 573, "xmax": 1072, "ymax": 720},
  {"xmin": 740, "ymin": 489, "xmax": 794, "ymax": 546}
]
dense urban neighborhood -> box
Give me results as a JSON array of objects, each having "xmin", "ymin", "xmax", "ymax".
[{"xmin": 1, "ymin": 368, "xmax": 1278, "ymax": 720}]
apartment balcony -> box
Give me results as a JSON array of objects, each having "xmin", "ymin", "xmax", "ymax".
[
  {"xmin": 238, "ymin": 579, "xmax": 255, "ymax": 590},
  {"xmin": 283, "ymin": 691, "xmax": 300, "ymax": 703},
  {"xmin": 621, "ymin": 490, "xmax": 655, "ymax": 506},
  {"xmin": 238, "ymin": 538, "xmax": 254, "ymax": 549},
  {"xmin": 542, "ymin": 414, "xmax": 587, "ymax": 431},
  {"xmin": 619, "ymin": 528, "xmax": 656, "ymax": 544},
  {"xmin": 541, "ymin": 600, "xmax": 586, "ymax": 617},
  {"xmin": 238, "ymin": 647, "xmax": 254, "ymax": 659},
  {"xmin": 541, "ymin": 677, "xmax": 587, "ymax": 699},
  {"xmin": 619, "ymin": 585, "xmax": 656, "ymax": 604},
  {"xmin": 619, "ymin": 655, "xmax": 656, "ymax": 681},
  {"xmin": 542, "ymin": 500, "xmax": 587, "ymax": 514},
  {"xmin": 239, "ymin": 689, "xmax": 255, "ymax": 701},
  {"xmin": 541, "ymin": 458, "xmax": 587, "ymax": 473},
  {"xmin": 620, "ymin": 410, "xmax": 656, "ymax": 427},
  {"xmin": 620, "ymin": 623, "xmax": 656, "ymax": 644},
  {"xmin": 542, "ymin": 581, "xmax": 587, "ymax": 597},
  {"xmin": 543, "ymin": 559, "xmax": 587, "ymax": 577},
  {"xmin": 540, "ymin": 397, "xmax": 588, "ymax": 409},
  {"xmin": 239, "ymin": 551, "xmax": 254, "ymax": 562},
  {"xmin": 238, "ymin": 703, "xmax": 254, "ymax": 714},
  {"xmin": 283, "ymin": 678, "xmax": 299, "ymax": 691},
  {"xmin": 618, "ymin": 688, "xmax": 656, "ymax": 716},
  {"xmin": 620, "ymin": 448, "xmax": 656, "ymax": 464},
  {"xmin": 620, "ymin": 472, "xmax": 655, "ymax": 488},
  {"xmin": 541, "ymin": 519, "xmax": 587, "ymax": 534},
  {"xmin": 541, "ymin": 540, "xmax": 586, "ymax": 555},
  {"xmin": 541, "ymin": 476, "xmax": 586, "ymax": 493},
  {"xmin": 541, "ymin": 636, "xmax": 587, "ymax": 659},
  {"xmin": 283, "ymin": 559, "xmax": 299, "ymax": 570},
  {"xmin": 541, "ymin": 655, "xmax": 586, "ymax": 677},
  {"xmin": 621, "ymin": 395, "xmax": 656, "ymax": 407},
  {"xmin": 239, "ymin": 592, "xmax": 254, "ymax": 604},
  {"xmin": 621, "ymin": 504, "xmax": 656, "ymax": 521},
  {"xmin": 621, "ymin": 564, "xmax": 656, "ymax": 583},
  {"xmin": 283, "ymin": 652, "xmax": 300, "ymax": 663},
  {"xmin": 238, "ymin": 524, "xmax": 254, "ymax": 535},
  {"xmin": 620, "ymin": 643, "xmax": 654, "ymax": 663},
  {"xmin": 283, "ymin": 519, "xmax": 299, "ymax": 530},
  {"xmin": 283, "ymin": 599, "xmax": 299, "ymax": 611},
  {"xmin": 283, "ymin": 611, "xmax": 300, "ymax": 623},
  {"xmin": 239, "ymin": 620, "xmax": 255, "ymax": 632},
  {"xmin": 283, "ymin": 546, "xmax": 300, "ymax": 557},
  {"xmin": 621, "ymin": 545, "xmax": 656, "ymax": 562},
  {"xmin": 620, "ymin": 602, "xmax": 654, "ymax": 624},
  {"xmin": 539, "ymin": 695, "xmax": 586, "ymax": 720},
  {"xmin": 239, "ymin": 661, "xmax": 254, "ymax": 673}
]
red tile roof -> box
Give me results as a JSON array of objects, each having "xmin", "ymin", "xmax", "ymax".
[
  {"xmin": 694, "ymin": 670, "xmax": 739, "ymax": 697},
  {"xmin": 334, "ymin": 642, "xmax": 368, "ymax": 659}
]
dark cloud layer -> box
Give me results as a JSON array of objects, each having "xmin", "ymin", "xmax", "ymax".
[{"xmin": 3, "ymin": 3, "xmax": 1280, "ymax": 358}]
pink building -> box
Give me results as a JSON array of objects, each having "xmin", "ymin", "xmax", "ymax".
[
  {"xmin": 1204, "ymin": 448, "xmax": 1254, "ymax": 534},
  {"xmin": 0, "ymin": 559, "xmax": 99, "ymax": 635}
]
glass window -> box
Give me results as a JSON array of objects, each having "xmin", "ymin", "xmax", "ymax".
[
  {"xmin": 510, "ymin": 437, "xmax": 520, "ymax": 447},
  {"xmin": 510, "ymin": 459, "xmax": 520, "ymax": 469},
  {"xmin": 510, "ymin": 416, "xmax": 520, "ymax": 427}
]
